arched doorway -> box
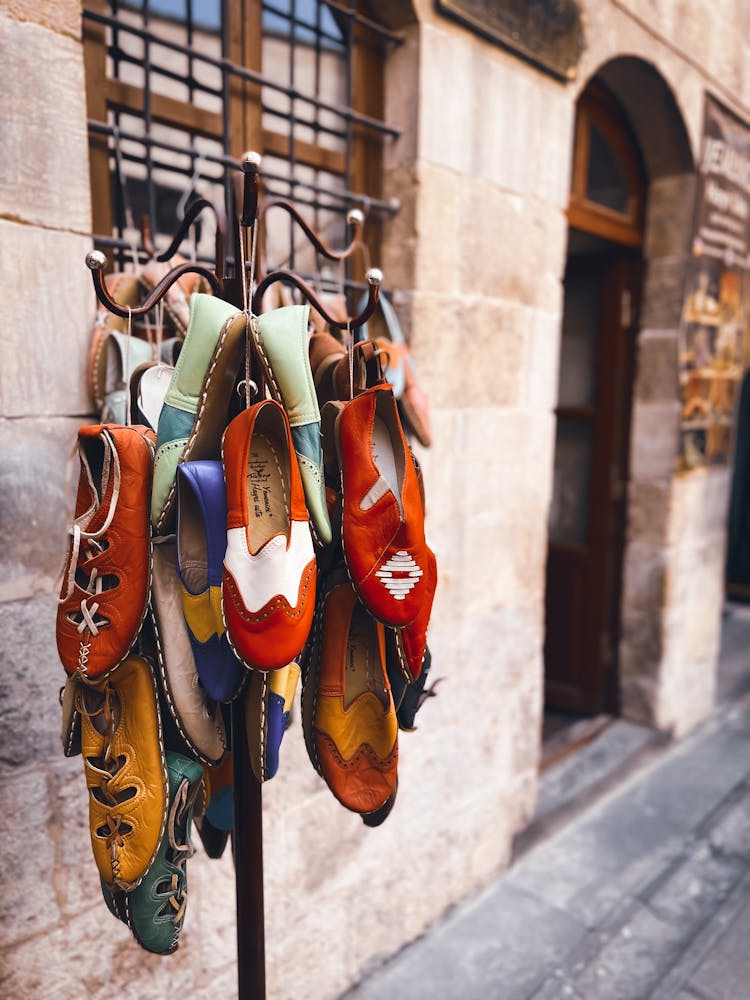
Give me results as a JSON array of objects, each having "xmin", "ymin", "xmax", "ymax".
[{"xmin": 545, "ymin": 82, "xmax": 647, "ymax": 717}]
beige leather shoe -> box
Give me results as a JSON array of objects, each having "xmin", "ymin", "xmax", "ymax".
[{"xmin": 151, "ymin": 540, "xmax": 226, "ymax": 765}]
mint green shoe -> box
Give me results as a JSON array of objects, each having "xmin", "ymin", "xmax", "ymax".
[
  {"xmin": 151, "ymin": 293, "xmax": 240, "ymax": 531},
  {"xmin": 124, "ymin": 751, "xmax": 203, "ymax": 954},
  {"xmin": 253, "ymin": 305, "xmax": 332, "ymax": 545}
]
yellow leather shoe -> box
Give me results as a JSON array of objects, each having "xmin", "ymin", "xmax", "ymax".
[
  {"xmin": 302, "ymin": 568, "xmax": 398, "ymax": 816},
  {"xmin": 78, "ymin": 655, "xmax": 168, "ymax": 890}
]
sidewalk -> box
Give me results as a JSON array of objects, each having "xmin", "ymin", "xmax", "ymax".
[{"xmin": 345, "ymin": 607, "xmax": 750, "ymax": 1000}]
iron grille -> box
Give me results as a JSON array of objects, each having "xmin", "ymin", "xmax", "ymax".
[{"xmin": 84, "ymin": 0, "xmax": 400, "ymax": 289}]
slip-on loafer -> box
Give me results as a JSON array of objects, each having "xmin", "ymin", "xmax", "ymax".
[
  {"xmin": 57, "ymin": 424, "xmax": 154, "ymax": 682},
  {"xmin": 302, "ymin": 569, "xmax": 398, "ymax": 815},
  {"xmin": 151, "ymin": 293, "xmax": 241, "ymax": 532},
  {"xmin": 335, "ymin": 383, "xmax": 436, "ymax": 628},
  {"xmin": 177, "ymin": 461, "xmax": 245, "ymax": 702},
  {"xmin": 129, "ymin": 361, "xmax": 174, "ymax": 433},
  {"xmin": 245, "ymin": 661, "xmax": 300, "ymax": 782},
  {"xmin": 252, "ymin": 305, "xmax": 332, "ymax": 545},
  {"xmin": 222, "ymin": 399, "xmax": 316, "ymax": 670},
  {"xmin": 78, "ymin": 654, "xmax": 168, "ymax": 890},
  {"xmin": 87, "ymin": 272, "xmax": 146, "ymax": 412},
  {"xmin": 151, "ymin": 540, "xmax": 227, "ymax": 765},
  {"xmin": 196, "ymin": 752, "xmax": 233, "ymax": 859},
  {"xmin": 99, "ymin": 332, "xmax": 156, "ymax": 425}
]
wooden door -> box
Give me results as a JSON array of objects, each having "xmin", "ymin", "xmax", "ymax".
[{"xmin": 545, "ymin": 247, "xmax": 641, "ymax": 714}]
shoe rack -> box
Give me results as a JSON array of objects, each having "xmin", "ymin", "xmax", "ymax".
[{"xmin": 86, "ymin": 152, "xmax": 383, "ymax": 999}]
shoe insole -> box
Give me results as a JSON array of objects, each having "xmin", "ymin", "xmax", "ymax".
[
  {"xmin": 245, "ymin": 432, "xmax": 289, "ymax": 554},
  {"xmin": 81, "ymin": 435, "xmax": 109, "ymax": 505},
  {"xmin": 137, "ymin": 363, "xmax": 174, "ymax": 431},
  {"xmin": 177, "ymin": 479, "xmax": 207, "ymax": 594},
  {"xmin": 345, "ymin": 601, "xmax": 387, "ymax": 710},
  {"xmin": 368, "ymin": 415, "xmax": 402, "ymax": 517}
]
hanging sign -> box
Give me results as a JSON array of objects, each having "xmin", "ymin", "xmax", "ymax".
[
  {"xmin": 435, "ymin": 0, "xmax": 584, "ymax": 81},
  {"xmin": 678, "ymin": 95, "xmax": 750, "ymax": 469}
]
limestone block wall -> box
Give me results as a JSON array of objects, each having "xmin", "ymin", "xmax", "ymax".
[{"xmin": 0, "ymin": 5, "xmax": 239, "ymax": 998}]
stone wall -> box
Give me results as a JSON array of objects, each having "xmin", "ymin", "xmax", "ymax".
[
  {"xmin": 0, "ymin": 5, "xmax": 239, "ymax": 998},
  {"xmin": 1, "ymin": 1, "xmax": 749, "ymax": 998}
]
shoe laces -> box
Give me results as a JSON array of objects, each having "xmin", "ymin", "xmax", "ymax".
[
  {"xmin": 159, "ymin": 778, "xmax": 197, "ymax": 924},
  {"xmin": 60, "ymin": 429, "xmax": 122, "ymax": 637}
]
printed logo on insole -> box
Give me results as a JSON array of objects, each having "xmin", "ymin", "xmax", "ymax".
[
  {"xmin": 347, "ymin": 615, "xmax": 368, "ymax": 677},
  {"xmin": 248, "ymin": 455, "xmax": 273, "ymax": 520}
]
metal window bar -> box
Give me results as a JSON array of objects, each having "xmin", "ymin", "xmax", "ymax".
[{"xmin": 84, "ymin": 2, "xmax": 399, "ymax": 284}]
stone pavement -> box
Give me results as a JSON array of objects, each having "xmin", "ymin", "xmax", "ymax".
[{"xmin": 345, "ymin": 619, "xmax": 750, "ymax": 1000}]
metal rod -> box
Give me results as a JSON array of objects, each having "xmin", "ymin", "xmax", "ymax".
[{"xmin": 231, "ymin": 701, "xmax": 266, "ymax": 1000}]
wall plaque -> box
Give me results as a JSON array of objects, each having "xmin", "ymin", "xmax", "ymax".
[
  {"xmin": 678, "ymin": 95, "xmax": 750, "ymax": 470},
  {"xmin": 435, "ymin": 0, "xmax": 584, "ymax": 81}
]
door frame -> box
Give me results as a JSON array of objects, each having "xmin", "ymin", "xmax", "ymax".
[{"xmin": 544, "ymin": 82, "xmax": 646, "ymax": 717}]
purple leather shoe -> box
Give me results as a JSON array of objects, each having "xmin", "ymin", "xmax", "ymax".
[{"xmin": 176, "ymin": 461, "xmax": 245, "ymax": 702}]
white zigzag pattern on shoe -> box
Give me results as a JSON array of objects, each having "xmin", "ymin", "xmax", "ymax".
[{"xmin": 375, "ymin": 551, "xmax": 423, "ymax": 601}]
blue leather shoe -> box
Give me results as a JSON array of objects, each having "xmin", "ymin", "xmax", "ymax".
[{"xmin": 176, "ymin": 461, "xmax": 245, "ymax": 702}]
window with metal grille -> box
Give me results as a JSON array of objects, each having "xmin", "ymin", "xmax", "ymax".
[{"xmin": 83, "ymin": 0, "xmax": 400, "ymax": 290}]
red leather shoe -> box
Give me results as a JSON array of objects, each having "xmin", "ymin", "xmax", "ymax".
[
  {"xmin": 222, "ymin": 400, "xmax": 316, "ymax": 670},
  {"xmin": 336, "ymin": 384, "xmax": 436, "ymax": 628},
  {"xmin": 57, "ymin": 424, "xmax": 154, "ymax": 681},
  {"xmin": 394, "ymin": 542, "xmax": 436, "ymax": 681}
]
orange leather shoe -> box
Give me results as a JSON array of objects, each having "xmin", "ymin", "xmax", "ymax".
[
  {"xmin": 302, "ymin": 570, "xmax": 398, "ymax": 815},
  {"xmin": 78, "ymin": 655, "xmax": 168, "ymax": 890},
  {"xmin": 222, "ymin": 400, "xmax": 316, "ymax": 670},
  {"xmin": 336, "ymin": 384, "xmax": 436, "ymax": 628},
  {"xmin": 57, "ymin": 424, "xmax": 154, "ymax": 681}
]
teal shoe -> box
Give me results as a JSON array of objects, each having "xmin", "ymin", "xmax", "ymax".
[
  {"xmin": 151, "ymin": 293, "xmax": 240, "ymax": 531},
  {"xmin": 125, "ymin": 751, "xmax": 203, "ymax": 954},
  {"xmin": 253, "ymin": 305, "xmax": 332, "ymax": 545}
]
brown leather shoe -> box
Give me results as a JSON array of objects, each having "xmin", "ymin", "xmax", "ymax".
[
  {"xmin": 302, "ymin": 569, "xmax": 398, "ymax": 815},
  {"xmin": 57, "ymin": 424, "xmax": 154, "ymax": 682}
]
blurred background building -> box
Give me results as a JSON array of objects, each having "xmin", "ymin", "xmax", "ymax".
[{"xmin": 1, "ymin": 0, "xmax": 749, "ymax": 997}]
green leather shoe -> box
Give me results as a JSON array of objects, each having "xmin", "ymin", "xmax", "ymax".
[
  {"xmin": 253, "ymin": 305, "xmax": 332, "ymax": 545},
  {"xmin": 124, "ymin": 751, "xmax": 203, "ymax": 954},
  {"xmin": 151, "ymin": 293, "xmax": 240, "ymax": 531}
]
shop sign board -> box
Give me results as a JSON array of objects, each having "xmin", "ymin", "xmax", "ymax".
[
  {"xmin": 435, "ymin": 0, "xmax": 584, "ymax": 81},
  {"xmin": 678, "ymin": 95, "xmax": 750, "ymax": 469}
]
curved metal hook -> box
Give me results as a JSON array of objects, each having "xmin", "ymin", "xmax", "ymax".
[
  {"xmin": 252, "ymin": 267, "xmax": 382, "ymax": 330},
  {"xmin": 155, "ymin": 197, "xmax": 225, "ymax": 281},
  {"xmin": 86, "ymin": 250, "xmax": 221, "ymax": 319},
  {"xmin": 258, "ymin": 198, "xmax": 364, "ymax": 263}
]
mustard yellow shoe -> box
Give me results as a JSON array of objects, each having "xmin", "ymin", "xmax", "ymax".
[
  {"xmin": 302, "ymin": 568, "xmax": 398, "ymax": 816},
  {"xmin": 78, "ymin": 655, "xmax": 168, "ymax": 890}
]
